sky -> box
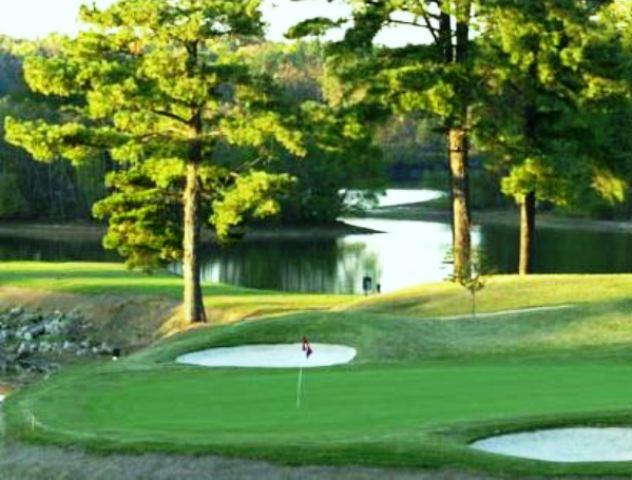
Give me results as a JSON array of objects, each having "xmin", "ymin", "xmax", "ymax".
[{"xmin": 0, "ymin": 0, "xmax": 423, "ymax": 47}]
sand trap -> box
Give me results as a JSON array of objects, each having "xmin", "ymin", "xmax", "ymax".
[
  {"xmin": 176, "ymin": 343, "xmax": 357, "ymax": 368},
  {"xmin": 471, "ymin": 427, "xmax": 632, "ymax": 462}
]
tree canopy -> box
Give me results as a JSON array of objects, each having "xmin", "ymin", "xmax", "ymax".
[{"xmin": 5, "ymin": 0, "xmax": 308, "ymax": 323}]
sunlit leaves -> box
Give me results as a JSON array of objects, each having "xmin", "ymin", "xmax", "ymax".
[
  {"xmin": 592, "ymin": 167, "xmax": 628, "ymax": 204},
  {"xmin": 211, "ymin": 171, "xmax": 294, "ymax": 240},
  {"xmin": 6, "ymin": 0, "xmax": 306, "ymax": 271}
]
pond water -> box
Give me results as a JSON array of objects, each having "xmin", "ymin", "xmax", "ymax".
[{"xmin": 2, "ymin": 189, "xmax": 632, "ymax": 294}]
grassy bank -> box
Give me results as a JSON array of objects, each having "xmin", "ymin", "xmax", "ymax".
[
  {"xmin": 5, "ymin": 264, "xmax": 632, "ymax": 476},
  {"xmin": 0, "ymin": 262, "xmax": 353, "ymax": 326}
]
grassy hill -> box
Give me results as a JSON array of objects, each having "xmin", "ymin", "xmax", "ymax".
[{"xmin": 5, "ymin": 262, "xmax": 632, "ymax": 476}]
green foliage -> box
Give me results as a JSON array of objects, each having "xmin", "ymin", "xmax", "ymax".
[
  {"xmin": 212, "ymin": 171, "xmax": 295, "ymax": 239},
  {"xmin": 475, "ymin": 0, "xmax": 629, "ymax": 209},
  {"xmin": 241, "ymin": 41, "xmax": 387, "ymax": 224},
  {"xmin": 286, "ymin": 18, "xmax": 345, "ymax": 40},
  {"xmin": 92, "ymin": 164, "xmax": 183, "ymax": 271},
  {"xmin": 4, "ymin": 0, "xmax": 311, "ymax": 271}
]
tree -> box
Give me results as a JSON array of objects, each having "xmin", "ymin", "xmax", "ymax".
[
  {"xmin": 456, "ymin": 254, "xmax": 487, "ymax": 319},
  {"xmin": 290, "ymin": 0, "xmax": 479, "ymax": 279},
  {"xmin": 475, "ymin": 0, "xmax": 627, "ymax": 274},
  {"xmin": 243, "ymin": 41, "xmax": 386, "ymax": 224},
  {"xmin": 5, "ymin": 0, "xmax": 304, "ymax": 324}
]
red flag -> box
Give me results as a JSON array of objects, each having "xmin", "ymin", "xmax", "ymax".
[{"xmin": 302, "ymin": 336, "xmax": 313, "ymax": 358}]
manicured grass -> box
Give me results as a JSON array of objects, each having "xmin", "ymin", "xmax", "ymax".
[
  {"xmin": 8, "ymin": 262, "xmax": 632, "ymax": 321},
  {"xmin": 9, "ymin": 263, "xmax": 632, "ymax": 475},
  {"xmin": 8, "ymin": 300, "xmax": 632, "ymax": 476},
  {"xmin": 346, "ymin": 273, "xmax": 632, "ymax": 318},
  {"xmin": 0, "ymin": 262, "xmax": 353, "ymax": 324}
]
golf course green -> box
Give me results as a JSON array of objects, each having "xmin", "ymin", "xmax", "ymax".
[{"xmin": 5, "ymin": 263, "xmax": 632, "ymax": 476}]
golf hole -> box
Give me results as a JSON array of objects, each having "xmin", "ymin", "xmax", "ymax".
[
  {"xmin": 176, "ymin": 343, "xmax": 357, "ymax": 368},
  {"xmin": 471, "ymin": 427, "xmax": 632, "ymax": 462}
]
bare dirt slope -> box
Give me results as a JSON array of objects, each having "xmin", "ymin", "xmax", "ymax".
[{"xmin": 0, "ymin": 287, "xmax": 179, "ymax": 352}]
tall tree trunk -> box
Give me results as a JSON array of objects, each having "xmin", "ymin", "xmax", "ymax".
[
  {"xmin": 519, "ymin": 56, "xmax": 538, "ymax": 276},
  {"xmin": 182, "ymin": 159, "xmax": 207, "ymax": 323},
  {"xmin": 441, "ymin": 0, "xmax": 473, "ymax": 280},
  {"xmin": 518, "ymin": 190, "xmax": 536, "ymax": 275},
  {"xmin": 181, "ymin": 40, "xmax": 207, "ymax": 324},
  {"xmin": 449, "ymin": 127, "xmax": 471, "ymax": 278}
]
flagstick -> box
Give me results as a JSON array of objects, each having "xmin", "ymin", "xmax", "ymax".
[{"xmin": 296, "ymin": 367, "xmax": 304, "ymax": 409}]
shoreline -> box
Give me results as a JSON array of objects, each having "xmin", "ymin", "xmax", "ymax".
[
  {"xmin": 0, "ymin": 221, "xmax": 380, "ymax": 243},
  {"xmin": 359, "ymin": 203, "xmax": 632, "ymax": 234},
  {"xmin": 2, "ymin": 203, "xmax": 632, "ymax": 244}
]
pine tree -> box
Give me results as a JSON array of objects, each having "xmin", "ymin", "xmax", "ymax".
[
  {"xmin": 5, "ymin": 0, "xmax": 304, "ymax": 323},
  {"xmin": 290, "ymin": 0, "xmax": 478, "ymax": 279},
  {"xmin": 475, "ymin": 0, "xmax": 628, "ymax": 274}
]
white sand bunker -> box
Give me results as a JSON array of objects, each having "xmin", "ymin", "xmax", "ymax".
[
  {"xmin": 176, "ymin": 343, "xmax": 357, "ymax": 368},
  {"xmin": 471, "ymin": 427, "xmax": 632, "ymax": 462}
]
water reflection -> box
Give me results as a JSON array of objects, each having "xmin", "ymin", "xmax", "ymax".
[
  {"xmin": 482, "ymin": 224, "xmax": 632, "ymax": 274},
  {"xmin": 2, "ymin": 190, "xmax": 632, "ymax": 293},
  {"xmin": 0, "ymin": 235, "xmax": 117, "ymax": 263}
]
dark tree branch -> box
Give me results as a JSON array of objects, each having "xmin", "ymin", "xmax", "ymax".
[
  {"xmin": 421, "ymin": 13, "xmax": 439, "ymax": 42},
  {"xmin": 151, "ymin": 109, "xmax": 190, "ymax": 124}
]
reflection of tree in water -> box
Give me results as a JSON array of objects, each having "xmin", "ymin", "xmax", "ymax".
[
  {"xmin": 475, "ymin": 225, "xmax": 517, "ymax": 275},
  {"xmin": 9, "ymin": 220, "xmax": 632, "ymax": 293},
  {"xmin": 0, "ymin": 237, "xmax": 115, "ymax": 262},
  {"xmin": 198, "ymin": 239, "xmax": 342, "ymax": 293},
  {"xmin": 336, "ymin": 241, "xmax": 382, "ymax": 294}
]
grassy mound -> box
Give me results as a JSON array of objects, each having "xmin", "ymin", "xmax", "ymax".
[
  {"xmin": 7, "ymin": 264, "xmax": 632, "ymax": 475},
  {"xmin": 6, "ymin": 302, "xmax": 632, "ymax": 476}
]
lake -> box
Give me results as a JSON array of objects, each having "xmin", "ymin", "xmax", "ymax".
[{"xmin": 2, "ymin": 189, "xmax": 632, "ymax": 294}]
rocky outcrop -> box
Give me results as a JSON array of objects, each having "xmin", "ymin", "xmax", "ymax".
[{"xmin": 0, "ymin": 306, "xmax": 119, "ymax": 375}]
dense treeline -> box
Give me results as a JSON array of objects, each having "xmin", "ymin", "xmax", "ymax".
[
  {"xmin": 0, "ymin": 36, "xmax": 423, "ymax": 224},
  {"xmin": 5, "ymin": 33, "xmax": 630, "ymax": 224},
  {"xmin": 0, "ymin": 37, "xmax": 108, "ymax": 220},
  {"xmin": 0, "ymin": 35, "xmax": 469, "ymax": 224},
  {"xmin": 0, "ymin": 37, "xmax": 381, "ymax": 223}
]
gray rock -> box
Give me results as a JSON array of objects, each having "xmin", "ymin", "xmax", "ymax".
[
  {"xmin": 28, "ymin": 324, "xmax": 46, "ymax": 338},
  {"xmin": 17, "ymin": 342, "xmax": 30, "ymax": 356},
  {"xmin": 45, "ymin": 319, "xmax": 64, "ymax": 335}
]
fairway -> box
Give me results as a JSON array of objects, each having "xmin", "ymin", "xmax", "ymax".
[{"xmin": 9, "ymin": 304, "xmax": 632, "ymax": 477}]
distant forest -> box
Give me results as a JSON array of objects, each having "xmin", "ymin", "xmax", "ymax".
[{"xmin": 1, "ymin": 35, "xmax": 629, "ymax": 223}]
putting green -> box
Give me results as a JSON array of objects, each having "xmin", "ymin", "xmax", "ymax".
[{"xmin": 8, "ymin": 309, "xmax": 632, "ymax": 476}]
